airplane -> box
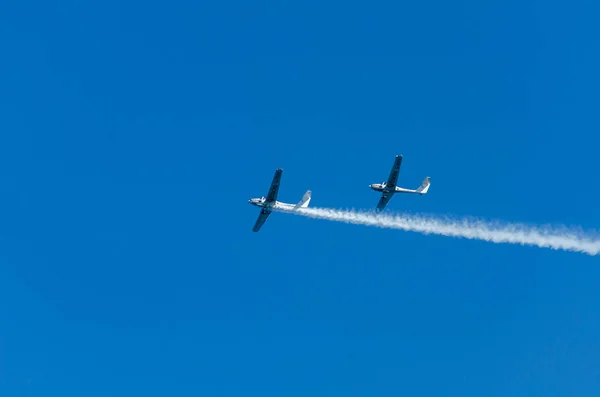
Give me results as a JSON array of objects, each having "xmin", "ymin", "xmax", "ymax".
[
  {"xmin": 248, "ymin": 168, "xmax": 312, "ymax": 232},
  {"xmin": 369, "ymin": 155, "xmax": 430, "ymax": 211}
]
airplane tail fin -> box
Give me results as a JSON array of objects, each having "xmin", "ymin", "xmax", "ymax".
[
  {"xmin": 416, "ymin": 177, "xmax": 431, "ymax": 195},
  {"xmin": 295, "ymin": 190, "xmax": 312, "ymax": 208}
]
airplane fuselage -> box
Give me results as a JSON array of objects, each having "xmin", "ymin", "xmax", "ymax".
[
  {"xmin": 369, "ymin": 184, "xmax": 418, "ymax": 194},
  {"xmin": 248, "ymin": 197, "xmax": 272, "ymax": 208},
  {"xmin": 248, "ymin": 197, "xmax": 301, "ymax": 211}
]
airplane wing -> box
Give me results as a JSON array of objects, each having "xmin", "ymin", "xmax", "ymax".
[
  {"xmin": 266, "ymin": 168, "xmax": 283, "ymax": 202},
  {"xmin": 386, "ymin": 155, "xmax": 402, "ymax": 187},
  {"xmin": 376, "ymin": 192, "xmax": 393, "ymax": 211},
  {"xmin": 252, "ymin": 208, "xmax": 272, "ymax": 232}
]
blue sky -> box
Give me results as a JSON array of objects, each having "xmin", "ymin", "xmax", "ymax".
[{"xmin": 1, "ymin": 0, "xmax": 599, "ymax": 395}]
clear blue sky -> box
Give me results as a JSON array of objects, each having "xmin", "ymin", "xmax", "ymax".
[{"xmin": 1, "ymin": 0, "xmax": 599, "ymax": 396}]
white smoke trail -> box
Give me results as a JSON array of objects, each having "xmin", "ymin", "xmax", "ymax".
[{"xmin": 275, "ymin": 207, "xmax": 600, "ymax": 256}]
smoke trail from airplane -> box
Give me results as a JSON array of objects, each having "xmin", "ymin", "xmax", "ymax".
[{"xmin": 275, "ymin": 207, "xmax": 600, "ymax": 256}]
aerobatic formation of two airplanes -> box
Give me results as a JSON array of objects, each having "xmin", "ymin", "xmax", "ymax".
[{"xmin": 248, "ymin": 155, "xmax": 431, "ymax": 232}]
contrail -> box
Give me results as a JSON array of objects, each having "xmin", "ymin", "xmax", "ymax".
[{"xmin": 275, "ymin": 207, "xmax": 600, "ymax": 256}]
